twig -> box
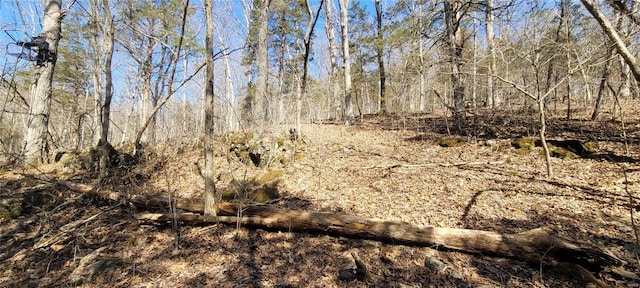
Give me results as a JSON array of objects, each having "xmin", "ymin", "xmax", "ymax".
[
  {"xmin": 355, "ymin": 160, "xmax": 505, "ymax": 170},
  {"xmin": 623, "ymin": 168, "xmax": 640, "ymax": 266},
  {"xmin": 34, "ymin": 203, "xmax": 120, "ymax": 249}
]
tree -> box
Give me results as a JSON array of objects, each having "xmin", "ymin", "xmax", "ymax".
[
  {"xmin": 118, "ymin": 0, "xmax": 198, "ymax": 149},
  {"xmin": 296, "ymin": 0, "xmax": 324, "ymax": 132},
  {"xmin": 374, "ymin": 0, "xmax": 386, "ymax": 114},
  {"xmin": 256, "ymin": 0, "xmax": 271, "ymax": 125},
  {"xmin": 485, "ymin": 0, "xmax": 497, "ymax": 108},
  {"xmin": 243, "ymin": 0, "xmax": 272, "ymax": 126},
  {"xmin": 443, "ymin": 0, "xmax": 466, "ymax": 130},
  {"xmin": 325, "ymin": 0, "xmax": 342, "ymax": 120},
  {"xmin": 267, "ymin": 0, "xmax": 306, "ymax": 125},
  {"xmin": 23, "ymin": 0, "xmax": 64, "ymax": 165},
  {"xmin": 87, "ymin": 0, "xmax": 115, "ymax": 180},
  {"xmin": 204, "ymin": 0, "xmax": 216, "ymax": 216},
  {"xmin": 339, "ymin": 0, "xmax": 355, "ymax": 125},
  {"xmin": 580, "ymin": 0, "xmax": 640, "ymax": 84}
]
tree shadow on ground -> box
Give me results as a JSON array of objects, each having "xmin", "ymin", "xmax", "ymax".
[
  {"xmin": 178, "ymin": 224, "xmax": 476, "ymax": 287},
  {"xmin": 461, "ymin": 202, "xmax": 636, "ymax": 287},
  {"xmin": 454, "ymin": 165, "xmax": 639, "ymax": 286},
  {"xmin": 460, "ymin": 164, "xmax": 635, "ymax": 212},
  {"xmin": 586, "ymin": 151, "xmax": 640, "ymax": 164},
  {"xmin": 365, "ymin": 111, "xmax": 640, "ymax": 143},
  {"xmin": 0, "ymin": 186, "xmax": 138, "ymax": 286}
]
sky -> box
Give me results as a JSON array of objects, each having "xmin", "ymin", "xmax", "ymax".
[{"xmin": 0, "ymin": 0, "xmax": 380, "ymax": 104}]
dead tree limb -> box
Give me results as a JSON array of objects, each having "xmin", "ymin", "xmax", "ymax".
[
  {"xmin": 135, "ymin": 205, "xmax": 621, "ymax": 270},
  {"xmin": 62, "ymin": 181, "xmax": 621, "ymax": 270}
]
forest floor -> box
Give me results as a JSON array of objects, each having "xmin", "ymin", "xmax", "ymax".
[{"xmin": 1, "ymin": 110, "xmax": 640, "ymax": 287}]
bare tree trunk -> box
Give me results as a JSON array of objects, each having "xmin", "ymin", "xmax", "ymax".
[
  {"xmin": 255, "ymin": 0, "xmax": 271, "ymax": 125},
  {"xmin": 539, "ymin": 98, "xmax": 553, "ymax": 177},
  {"xmin": 23, "ymin": 0, "xmax": 63, "ymax": 165},
  {"xmin": 591, "ymin": 47, "xmax": 614, "ymax": 120},
  {"xmin": 137, "ymin": 32, "xmax": 156, "ymax": 145},
  {"xmin": 485, "ymin": 0, "xmax": 497, "ymax": 109},
  {"xmin": 204, "ymin": 0, "xmax": 216, "ymax": 216},
  {"xmin": 419, "ymin": 39, "xmax": 426, "ymax": 111},
  {"xmin": 374, "ymin": 0, "xmax": 386, "ymax": 114},
  {"xmin": 562, "ymin": 0, "xmax": 572, "ymax": 120},
  {"xmin": 444, "ymin": 0, "xmax": 466, "ymax": 130},
  {"xmin": 339, "ymin": 0, "xmax": 354, "ymax": 125},
  {"xmin": 132, "ymin": 1, "xmax": 199, "ymax": 153},
  {"xmin": 618, "ymin": 55, "xmax": 632, "ymax": 99},
  {"xmin": 219, "ymin": 39, "xmax": 237, "ymax": 132},
  {"xmin": 297, "ymin": 0, "xmax": 324, "ymax": 133},
  {"xmin": 89, "ymin": 0, "xmax": 115, "ymax": 180},
  {"xmin": 471, "ymin": 11, "xmax": 478, "ymax": 110},
  {"xmin": 277, "ymin": 31, "xmax": 286, "ymax": 125},
  {"xmin": 581, "ymin": 0, "xmax": 640, "ymax": 84},
  {"xmin": 325, "ymin": 0, "xmax": 341, "ymax": 120}
]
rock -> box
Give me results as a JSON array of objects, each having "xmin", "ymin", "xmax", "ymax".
[
  {"xmin": 68, "ymin": 247, "xmax": 120, "ymax": 286},
  {"xmin": 338, "ymin": 267, "xmax": 358, "ymax": 281},
  {"xmin": 250, "ymin": 186, "xmax": 280, "ymax": 203},
  {"xmin": 0, "ymin": 197, "xmax": 23, "ymax": 222},
  {"xmin": 435, "ymin": 138, "xmax": 466, "ymax": 147},
  {"xmin": 512, "ymin": 137, "xmax": 537, "ymax": 150},
  {"xmin": 424, "ymin": 256, "xmax": 446, "ymax": 272}
]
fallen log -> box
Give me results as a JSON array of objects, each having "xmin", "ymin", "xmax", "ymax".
[
  {"xmin": 62, "ymin": 181, "xmax": 621, "ymax": 270},
  {"xmin": 135, "ymin": 203, "xmax": 621, "ymax": 269}
]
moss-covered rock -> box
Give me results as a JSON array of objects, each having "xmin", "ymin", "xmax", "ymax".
[
  {"xmin": 59, "ymin": 152, "xmax": 83, "ymax": 170},
  {"xmin": 250, "ymin": 186, "xmax": 280, "ymax": 203},
  {"xmin": 434, "ymin": 138, "xmax": 466, "ymax": 147},
  {"xmin": 227, "ymin": 131, "xmax": 305, "ymax": 168},
  {"xmin": 221, "ymin": 179, "xmax": 245, "ymax": 201},
  {"xmin": 254, "ymin": 169, "xmax": 283, "ymax": 186},
  {"xmin": 221, "ymin": 169, "xmax": 283, "ymax": 203},
  {"xmin": 550, "ymin": 148, "xmax": 580, "ymax": 159},
  {"xmin": 0, "ymin": 197, "xmax": 22, "ymax": 222},
  {"xmin": 512, "ymin": 137, "xmax": 537, "ymax": 150}
]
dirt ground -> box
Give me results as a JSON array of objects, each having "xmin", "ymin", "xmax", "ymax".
[{"xmin": 1, "ymin": 111, "xmax": 640, "ymax": 287}]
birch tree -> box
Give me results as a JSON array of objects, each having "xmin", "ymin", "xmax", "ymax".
[
  {"xmin": 325, "ymin": 0, "xmax": 342, "ymax": 119},
  {"xmin": 23, "ymin": 0, "xmax": 64, "ymax": 165},
  {"xmin": 485, "ymin": 0, "xmax": 497, "ymax": 108},
  {"xmin": 338, "ymin": 0, "xmax": 355, "ymax": 125},
  {"xmin": 87, "ymin": 0, "xmax": 115, "ymax": 180}
]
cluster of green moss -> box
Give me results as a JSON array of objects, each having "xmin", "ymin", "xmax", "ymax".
[
  {"xmin": 221, "ymin": 169, "xmax": 283, "ymax": 203},
  {"xmin": 511, "ymin": 137, "xmax": 538, "ymax": 153},
  {"xmin": 434, "ymin": 138, "xmax": 466, "ymax": 147},
  {"xmin": 511, "ymin": 137, "xmax": 598, "ymax": 159},
  {"xmin": 0, "ymin": 197, "xmax": 22, "ymax": 222}
]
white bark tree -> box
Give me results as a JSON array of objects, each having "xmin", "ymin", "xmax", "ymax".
[
  {"xmin": 485, "ymin": 0, "xmax": 497, "ymax": 108},
  {"xmin": 87, "ymin": 0, "xmax": 115, "ymax": 180},
  {"xmin": 325, "ymin": 0, "xmax": 342, "ymax": 120},
  {"xmin": 23, "ymin": 0, "xmax": 64, "ymax": 165},
  {"xmin": 338, "ymin": 0, "xmax": 355, "ymax": 125}
]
